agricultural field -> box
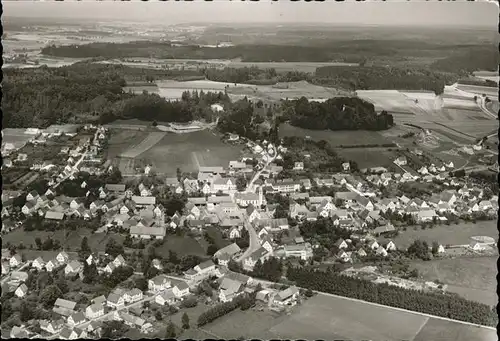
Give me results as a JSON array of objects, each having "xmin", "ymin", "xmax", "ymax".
[
  {"xmin": 200, "ymin": 293, "xmax": 495, "ymax": 341},
  {"xmin": 105, "ymin": 126, "xmax": 243, "ymax": 176},
  {"xmin": 383, "ymin": 221, "xmax": 497, "ymax": 249},
  {"xmin": 279, "ymin": 123, "xmax": 392, "ymax": 147},
  {"xmin": 413, "ymin": 318, "xmax": 497, "ymax": 341},
  {"xmin": 410, "ymin": 257, "xmax": 497, "ymax": 307},
  {"xmin": 119, "ymin": 132, "xmax": 167, "ymax": 158},
  {"xmin": 140, "ymin": 130, "xmax": 243, "ymax": 176},
  {"xmin": 456, "ymin": 84, "xmax": 498, "ymax": 99}
]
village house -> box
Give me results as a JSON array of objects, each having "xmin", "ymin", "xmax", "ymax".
[
  {"xmin": 40, "ymin": 319, "xmax": 65, "ymax": 334},
  {"xmin": 46, "ymin": 259, "xmax": 61, "ymax": 272},
  {"xmin": 107, "ymin": 292, "xmax": 125, "ymax": 309},
  {"xmin": 172, "ymin": 281, "xmax": 190, "ymax": 298},
  {"xmin": 274, "ymin": 286, "xmax": 300, "ymax": 306},
  {"xmin": 337, "ymin": 250, "xmax": 351, "ymax": 263},
  {"xmin": 148, "ymin": 275, "xmax": 171, "ymax": 292},
  {"xmin": 53, "ymin": 298, "xmax": 77, "ymax": 317},
  {"xmin": 130, "ymin": 225, "xmax": 166, "ymax": 240},
  {"xmin": 155, "ymin": 290, "xmax": 177, "ymax": 306},
  {"xmin": 85, "ymin": 303, "xmax": 105, "ymax": 319},
  {"xmin": 32, "ymin": 257, "xmax": 46, "ymax": 271},
  {"xmin": 67, "ymin": 312, "xmax": 87, "ymax": 327},
  {"xmin": 10, "ymin": 326, "xmax": 30, "ymax": 339},
  {"xmin": 219, "ymin": 277, "xmax": 245, "ymax": 303},
  {"xmin": 65, "ymin": 260, "xmax": 82, "ymax": 277},
  {"xmin": 9, "ymin": 254, "xmax": 22, "ymax": 268},
  {"xmin": 243, "ymin": 247, "xmax": 271, "ymax": 271},
  {"xmin": 282, "ymin": 243, "xmax": 313, "ymax": 260},
  {"xmin": 124, "ymin": 288, "xmax": 143, "ymax": 303},
  {"xmin": 15, "ymin": 283, "xmax": 28, "ymax": 298}
]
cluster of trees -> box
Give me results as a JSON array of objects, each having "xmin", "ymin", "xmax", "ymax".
[
  {"xmin": 287, "ymin": 267, "xmax": 497, "ymax": 326},
  {"xmin": 406, "ymin": 239, "xmax": 432, "ymax": 261},
  {"xmin": 34, "ymin": 236, "xmax": 62, "ymax": 251},
  {"xmin": 280, "ymin": 136, "xmax": 347, "ymax": 173},
  {"xmin": 284, "ymin": 97, "xmax": 394, "ymax": 131},
  {"xmin": 314, "ymin": 66, "xmax": 456, "ymax": 94},
  {"xmin": 251, "ymin": 257, "xmax": 283, "ymax": 282},
  {"xmin": 197, "ymin": 294, "xmax": 253, "ymax": 327},
  {"xmin": 217, "ymin": 97, "xmax": 265, "ymax": 140}
]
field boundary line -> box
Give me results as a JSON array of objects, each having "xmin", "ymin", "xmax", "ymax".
[{"xmin": 410, "ymin": 316, "xmax": 430, "ymax": 341}]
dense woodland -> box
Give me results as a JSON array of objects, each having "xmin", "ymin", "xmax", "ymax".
[
  {"xmin": 2, "ymin": 63, "xmax": 229, "ymax": 128},
  {"xmin": 287, "ymin": 267, "xmax": 497, "ymax": 327},
  {"xmin": 283, "ymin": 97, "xmax": 394, "ymax": 131},
  {"xmin": 314, "ymin": 66, "xmax": 458, "ymax": 94},
  {"xmin": 41, "ymin": 41, "xmax": 498, "ymax": 74}
]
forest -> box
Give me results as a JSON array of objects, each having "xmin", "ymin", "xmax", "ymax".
[
  {"xmin": 41, "ymin": 41, "xmax": 497, "ymax": 74},
  {"xmin": 2, "ymin": 62, "xmax": 229, "ymax": 128},
  {"xmin": 283, "ymin": 97, "xmax": 394, "ymax": 131},
  {"xmin": 314, "ymin": 66, "xmax": 457, "ymax": 94},
  {"xmin": 287, "ymin": 267, "xmax": 497, "ymax": 327}
]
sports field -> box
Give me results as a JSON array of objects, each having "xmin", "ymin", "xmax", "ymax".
[{"xmin": 200, "ymin": 293, "xmax": 496, "ymax": 341}]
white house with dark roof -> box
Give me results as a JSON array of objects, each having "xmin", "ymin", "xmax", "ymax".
[
  {"xmin": 86, "ymin": 303, "xmax": 105, "ymax": 319},
  {"xmin": 218, "ymin": 277, "xmax": 245, "ymax": 303},
  {"xmin": 148, "ymin": 275, "xmax": 171, "ymax": 292},
  {"xmin": 172, "ymin": 281, "xmax": 190, "ymax": 298}
]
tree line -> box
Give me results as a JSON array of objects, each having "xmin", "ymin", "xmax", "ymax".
[{"xmin": 287, "ymin": 267, "xmax": 497, "ymax": 326}]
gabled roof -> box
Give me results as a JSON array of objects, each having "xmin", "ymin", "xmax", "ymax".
[
  {"xmin": 131, "ymin": 196, "xmax": 156, "ymax": 205},
  {"xmin": 55, "ymin": 298, "xmax": 77, "ymax": 310},
  {"xmin": 197, "ymin": 260, "xmax": 215, "ymax": 270},
  {"xmin": 69, "ymin": 311, "xmax": 86, "ymax": 324},
  {"xmin": 215, "ymin": 243, "xmax": 241, "ymax": 258}
]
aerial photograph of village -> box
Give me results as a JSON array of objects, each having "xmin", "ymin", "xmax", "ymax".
[{"xmin": 1, "ymin": 1, "xmax": 498, "ymax": 340}]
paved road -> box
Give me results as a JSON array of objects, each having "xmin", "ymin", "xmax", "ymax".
[
  {"xmin": 235, "ymin": 147, "xmax": 277, "ymax": 263},
  {"xmin": 236, "ymin": 219, "xmax": 260, "ymax": 263}
]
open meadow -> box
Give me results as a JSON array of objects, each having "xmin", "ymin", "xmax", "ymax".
[
  {"xmin": 384, "ymin": 220, "xmax": 497, "ymax": 249},
  {"xmin": 335, "ymin": 148, "xmax": 398, "ymax": 169},
  {"xmin": 199, "ymin": 293, "xmax": 496, "ymax": 341},
  {"xmin": 410, "ymin": 256, "xmax": 497, "ymax": 307}
]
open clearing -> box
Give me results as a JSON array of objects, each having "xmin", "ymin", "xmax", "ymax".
[
  {"xmin": 385, "ymin": 221, "xmax": 497, "ymax": 249},
  {"xmin": 279, "ymin": 123, "xmax": 392, "ymax": 146},
  {"xmin": 410, "ymin": 257, "xmax": 497, "ymax": 307},
  {"xmin": 201, "ymin": 293, "xmax": 495, "ymax": 341}
]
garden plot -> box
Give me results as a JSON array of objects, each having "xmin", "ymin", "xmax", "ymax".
[{"xmin": 356, "ymin": 90, "xmax": 419, "ymax": 114}]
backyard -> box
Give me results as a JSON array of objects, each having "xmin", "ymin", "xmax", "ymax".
[{"xmin": 154, "ymin": 234, "xmax": 207, "ymax": 259}]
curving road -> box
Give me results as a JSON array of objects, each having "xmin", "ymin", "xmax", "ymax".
[{"xmin": 236, "ymin": 146, "xmax": 277, "ymax": 263}]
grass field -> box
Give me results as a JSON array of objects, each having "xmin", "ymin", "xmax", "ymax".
[
  {"xmin": 410, "ymin": 257, "xmax": 497, "ymax": 307},
  {"xmin": 154, "ymin": 235, "xmax": 207, "ymax": 259},
  {"xmin": 335, "ymin": 148, "xmax": 398, "ymax": 168},
  {"xmin": 200, "ymin": 293, "xmax": 496, "ymax": 340},
  {"xmin": 2, "ymin": 228, "xmax": 65, "ymax": 249},
  {"xmin": 279, "ymin": 123, "xmax": 392, "ymax": 146},
  {"xmin": 384, "ymin": 221, "xmax": 497, "ymax": 249}
]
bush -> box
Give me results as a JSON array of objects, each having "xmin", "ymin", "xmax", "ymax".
[{"xmin": 181, "ymin": 296, "xmax": 197, "ymax": 308}]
